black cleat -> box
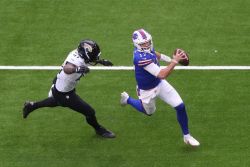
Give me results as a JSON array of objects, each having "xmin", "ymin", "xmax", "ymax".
[
  {"xmin": 23, "ymin": 101, "xmax": 35, "ymax": 119},
  {"xmin": 95, "ymin": 127, "xmax": 116, "ymax": 138}
]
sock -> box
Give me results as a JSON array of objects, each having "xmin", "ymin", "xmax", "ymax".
[
  {"xmin": 127, "ymin": 97, "xmax": 145, "ymax": 113},
  {"xmin": 175, "ymin": 103, "xmax": 189, "ymax": 135},
  {"xmin": 184, "ymin": 134, "xmax": 191, "ymax": 138},
  {"xmin": 86, "ymin": 115, "xmax": 101, "ymax": 130},
  {"xmin": 33, "ymin": 97, "xmax": 58, "ymax": 110}
]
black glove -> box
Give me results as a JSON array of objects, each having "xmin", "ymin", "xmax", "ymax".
[
  {"xmin": 96, "ymin": 59, "xmax": 113, "ymax": 66},
  {"xmin": 75, "ymin": 65, "xmax": 90, "ymax": 74}
]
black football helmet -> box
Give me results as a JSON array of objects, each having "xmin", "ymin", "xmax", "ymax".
[{"xmin": 77, "ymin": 39, "xmax": 101, "ymax": 65}]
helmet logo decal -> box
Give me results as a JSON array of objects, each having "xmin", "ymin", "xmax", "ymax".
[
  {"xmin": 83, "ymin": 43, "xmax": 93, "ymax": 52},
  {"xmin": 133, "ymin": 33, "xmax": 138, "ymax": 40},
  {"xmin": 138, "ymin": 29, "xmax": 147, "ymax": 39}
]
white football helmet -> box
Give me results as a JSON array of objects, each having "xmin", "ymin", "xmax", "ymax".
[{"xmin": 132, "ymin": 29, "xmax": 153, "ymax": 53}]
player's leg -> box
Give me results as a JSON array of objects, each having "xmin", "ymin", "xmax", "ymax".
[
  {"xmin": 120, "ymin": 91, "xmax": 155, "ymax": 115},
  {"xmin": 23, "ymin": 97, "xmax": 58, "ymax": 119},
  {"xmin": 121, "ymin": 92, "xmax": 145, "ymax": 112},
  {"xmin": 141, "ymin": 100, "xmax": 156, "ymax": 116},
  {"xmin": 51, "ymin": 87, "xmax": 100, "ymax": 129},
  {"xmin": 64, "ymin": 92, "xmax": 115, "ymax": 138},
  {"xmin": 23, "ymin": 85, "xmax": 59, "ymax": 118},
  {"xmin": 157, "ymin": 80, "xmax": 200, "ymax": 146},
  {"xmin": 157, "ymin": 80, "xmax": 189, "ymax": 133}
]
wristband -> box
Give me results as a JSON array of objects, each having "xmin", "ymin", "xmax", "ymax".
[{"xmin": 171, "ymin": 59, "xmax": 178, "ymax": 64}]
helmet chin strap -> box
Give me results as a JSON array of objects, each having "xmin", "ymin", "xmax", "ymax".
[
  {"xmin": 137, "ymin": 47, "xmax": 151, "ymax": 53},
  {"xmin": 142, "ymin": 49, "xmax": 151, "ymax": 53}
]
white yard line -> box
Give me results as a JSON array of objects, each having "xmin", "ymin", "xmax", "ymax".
[{"xmin": 0, "ymin": 66, "xmax": 250, "ymax": 70}]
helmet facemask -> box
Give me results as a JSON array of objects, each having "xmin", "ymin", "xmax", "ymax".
[{"xmin": 138, "ymin": 40, "xmax": 153, "ymax": 52}]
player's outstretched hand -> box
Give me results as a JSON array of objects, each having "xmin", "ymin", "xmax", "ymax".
[
  {"xmin": 75, "ymin": 65, "xmax": 90, "ymax": 74},
  {"xmin": 96, "ymin": 59, "xmax": 113, "ymax": 66},
  {"xmin": 173, "ymin": 49, "xmax": 186, "ymax": 62},
  {"xmin": 173, "ymin": 48, "xmax": 189, "ymax": 66}
]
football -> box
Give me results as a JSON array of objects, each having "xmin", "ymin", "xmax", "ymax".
[{"xmin": 174, "ymin": 48, "xmax": 189, "ymax": 66}]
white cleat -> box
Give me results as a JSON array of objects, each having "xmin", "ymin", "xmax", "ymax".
[
  {"xmin": 183, "ymin": 134, "xmax": 200, "ymax": 147},
  {"xmin": 120, "ymin": 92, "xmax": 129, "ymax": 106}
]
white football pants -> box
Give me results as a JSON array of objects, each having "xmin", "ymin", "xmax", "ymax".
[{"xmin": 137, "ymin": 80, "xmax": 183, "ymax": 115}]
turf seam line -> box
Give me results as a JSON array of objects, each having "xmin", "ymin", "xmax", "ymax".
[{"xmin": 1, "ymin": 66, "xmax": 250, "ymax": 70}]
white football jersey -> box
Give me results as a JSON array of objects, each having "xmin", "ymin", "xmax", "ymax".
[{"xmin": 55, "ymin": 49, "xmax": 87, "ymax": 92}]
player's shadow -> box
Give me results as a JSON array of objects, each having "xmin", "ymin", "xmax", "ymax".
[{"xmin": 180, "ymin": 145, "xmax": 201, "ymax": 153}]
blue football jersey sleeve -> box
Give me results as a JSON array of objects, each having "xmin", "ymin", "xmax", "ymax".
[{"xmin": 133, "ymin": 48, "xmax": 161, "ymax": 90}]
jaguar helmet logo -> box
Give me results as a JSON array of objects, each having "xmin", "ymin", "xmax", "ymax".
[{"xmin": 83, "ymin": 43, "xmax": 93, "ymax": 53}]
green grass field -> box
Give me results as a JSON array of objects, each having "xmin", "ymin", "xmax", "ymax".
[{"xmin": 1, "ymin": 0, "xmax": 250, "ymax": 167}]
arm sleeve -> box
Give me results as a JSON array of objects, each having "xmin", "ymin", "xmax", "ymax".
[
  {"xmin": 144, "ymin": 63, "xmax": 161, "ymax": 77},
  {"xmin": 160, "ymin": 54, "xmax": 172, "ymax": 63},
  {"xmin": 137, "ymin": 59, "xmax": 153, "ymax": 67}
]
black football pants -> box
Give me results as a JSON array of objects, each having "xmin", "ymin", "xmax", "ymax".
[
  {"xmin": 32, "ymin": 87, "xmax": 101, "ymax": 130},
  {"xmin": 52, "ymin": 87, "xmax": 101, "ymax": 130},
  {"xmin": 51, "ymin": 87, "xmax": 94, "ymax": 116}
]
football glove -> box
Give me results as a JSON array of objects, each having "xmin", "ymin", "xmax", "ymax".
[
  {"xmin": 75, "ymin": 65, "xmax": 90, "ymax": 74},
  {"xmin": 96, "ymin": 59, "xmax": 113, "ymax": 66}
]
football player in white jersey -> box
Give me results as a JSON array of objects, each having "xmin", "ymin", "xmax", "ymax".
[
  {"xmin": 120, "ymin": 29, "xmax": 200, "ymax": 146},
  {"xmin": 23, "ymin": 39, "xmax": 115, "ymax": 138}
]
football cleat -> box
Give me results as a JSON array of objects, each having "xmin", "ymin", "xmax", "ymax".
[
  {"xmin": 120, "ymin": 92, "xmax": 129, "ymax": 106},
  {"xmin": 95, "ymin": 127, "xmax": 116, "ymax": 138},
  {"xmin": 23, "ymin": 101, "xmax": 35, "ymax": 119},
  {"xmin": 183, "ymin": 134, "xmax": 200, "ymax": 147}
]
